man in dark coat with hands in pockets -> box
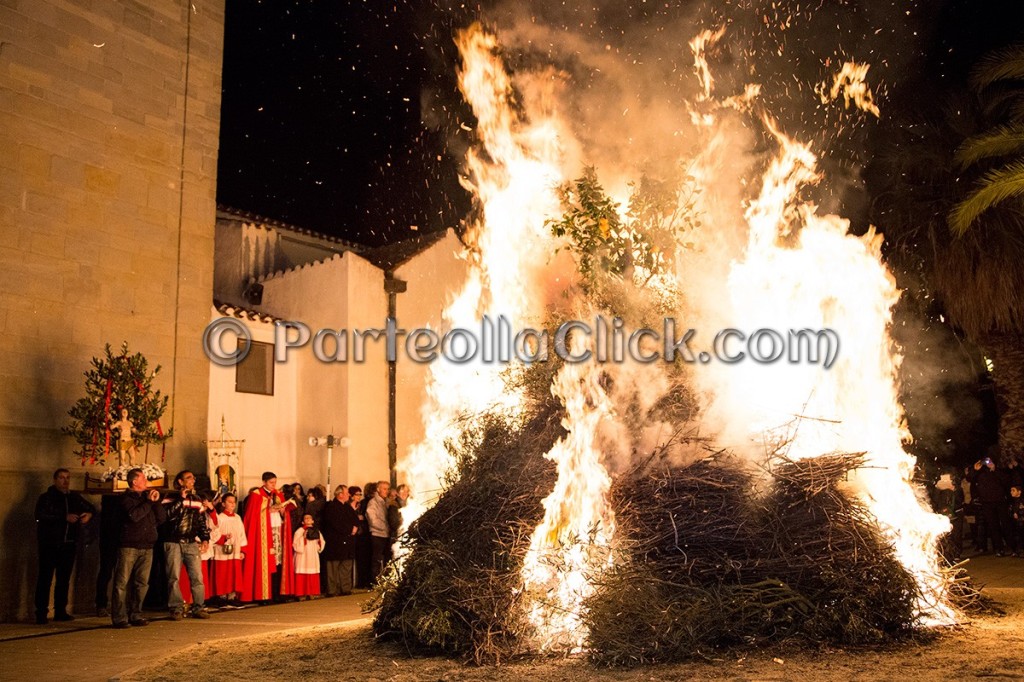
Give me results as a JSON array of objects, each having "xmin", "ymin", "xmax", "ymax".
[{"xmin": 34, "ymin": 468, "xmax": 94, "ymax": 624}]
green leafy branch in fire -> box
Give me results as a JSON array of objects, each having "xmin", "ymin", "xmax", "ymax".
[{"xmin": 546, "ymin": 166, "xmax": 700, "ymax": 300}]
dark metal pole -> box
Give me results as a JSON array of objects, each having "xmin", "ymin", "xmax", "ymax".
[{"xmin": 384, "ymin": 274, "xmax": 407, "ymax": 488}]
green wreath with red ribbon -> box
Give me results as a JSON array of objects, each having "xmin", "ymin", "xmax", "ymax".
[{"xmin": 64, "ymin": 342, "xmax": 173, "ymax": 466}]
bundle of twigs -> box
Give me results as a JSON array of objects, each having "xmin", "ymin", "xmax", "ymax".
[
  {"xmin": 585, "ymin": 453, "xmax": 924, "ymax": 665},
  {"xmin": 372, "ymin": 373, "xmax": 564, "ymax": 664}
]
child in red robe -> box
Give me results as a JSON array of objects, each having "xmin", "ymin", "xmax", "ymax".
[{"xmin": 209, "ymin": 493, "xmax": 247, "ymax": 602}]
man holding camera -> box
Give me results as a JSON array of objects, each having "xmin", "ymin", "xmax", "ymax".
[
  {"xmin": 162, "ymin": 470, "xmax": 213, "ymax": 620},
  {"xmin": 111, "ymin": 468, "xmax": 166, "ymax": 628},
  {"xmin": 970, "ymin": 457, "xmax": 1009, "ymax": 556}
]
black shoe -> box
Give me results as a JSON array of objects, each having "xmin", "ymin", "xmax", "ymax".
[
  {"xmin": 112, "ymin": 622, "xmax": 131, "ymax": 629},
  {"xmin": 97, "ymin": 607, "xmax": 110, "ymax": 618},
  {"xmin": 53, "ymin": 612, "xmax": 74, "ymax": 622},
  {"xmin": 35, "ymin": 615, "xmax": 48, "ymax": 625},
  {"xmin": 129, "ymin": 618, "xmax": 149, "ymax": 627}
]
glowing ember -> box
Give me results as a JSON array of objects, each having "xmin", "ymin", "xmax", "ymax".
[{"xmin": 820, "ymin": 61, "xmax": 881, "ymax": 117}]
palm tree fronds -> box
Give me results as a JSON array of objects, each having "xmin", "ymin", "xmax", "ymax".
[
  {"xmin": 970, "ymin": 44, "xmax": 1024, "ymax": 92},
  {"xmin": 981, "ymin": 88, "xmax": 1024, "ymax": 120},
  {"xmin": 954, "ymin": 122, "xmax": 1024, "ymax": 168},
  {"xmin": 948, "ymin": 161, "xmax": 1024, "ymax": 236},
  {"xmin": 935, "ymin": 209, "xmax": 1024, "ymax": 337}
]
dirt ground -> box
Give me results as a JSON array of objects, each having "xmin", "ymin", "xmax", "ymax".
[{"xmin": 124, "ymin": 583, "xmax": 1024, "ymax": 682}]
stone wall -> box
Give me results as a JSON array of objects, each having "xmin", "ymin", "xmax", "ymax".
[{"xmin": 0, "ymin": 0, "xmax": 225, "ymax": 621}]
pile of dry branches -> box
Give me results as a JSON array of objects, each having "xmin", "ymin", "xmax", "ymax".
[
  {"xmin": 585, "ymin": 454, "xmax": 925, "ymax": 665},
  {"xmin": 372, "ymin": 377, "xmax": 563, "ymax": 664},
  {"xmin": 374, "ymin": 390, "xmax": 975, "ymax": 667}
]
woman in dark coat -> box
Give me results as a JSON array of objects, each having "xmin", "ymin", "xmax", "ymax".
[
  {"xmin": 305, "ymin": 486, "xmax": 326, "ymax": 527},
  {"xmin": 350, "ymin": 486, "xmax": 372, "ymax": 589}
]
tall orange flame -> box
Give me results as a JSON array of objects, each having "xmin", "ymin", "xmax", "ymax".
[
  {"xmin": 520, "ymin": 333, "xmax": 616, "ymax": 653},
  {"xmin": 722, "ymin": 117, "xmax": 954, "ymax": 623},
  {"xmin": 397, "ymin": 24, "xmax": 565, "ymax": 533}
]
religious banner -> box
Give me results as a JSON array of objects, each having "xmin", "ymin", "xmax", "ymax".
[{"xmin": 205, "ymin": 416, "xmax": 244, "ymax": 501}]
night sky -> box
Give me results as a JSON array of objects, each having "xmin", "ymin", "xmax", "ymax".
[
  {"xmin": 217, "ymin": 1, "xmax": 470, "ymax": 246},
  {"xmin": 216, "ymin": 0, "xmax": 1024, "ymax": 246}
]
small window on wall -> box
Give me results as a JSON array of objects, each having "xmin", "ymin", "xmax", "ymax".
[{"xmin": 236, "ymin": 340, "xmax": 274, "ymax": 395}]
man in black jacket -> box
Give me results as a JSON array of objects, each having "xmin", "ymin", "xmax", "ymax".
[
  {"xmin": 111, "ymin": 468, "xmax": 166, "ymax": 628},
  {"xmin": 321, "ymin": 485, "xmax": 358, "ymax": 596},
  {"xmin": 161, "ymin": 470, "xmax": 212, "ymax": 620},
  {"xmin": 970, "ymin": 458, "xmax": 1010, "ymax": 556},
  {"xmin": 34, "ymin": 468, "xmax": 94, "ymax": 624}
]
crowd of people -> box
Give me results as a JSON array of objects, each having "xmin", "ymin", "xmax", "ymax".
[
  {"xmin": 930, "ymin": 456, "xmax": 1024, "ymax": 560},
  {"xmin": 33, "ymin": 467, "xmax": 410, "ymax": 627},
  {"xmin": 35, "ymin": 454, "xmax": 1022, "ymax": 626}
]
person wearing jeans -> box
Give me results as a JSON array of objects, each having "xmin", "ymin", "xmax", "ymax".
[
  {"xmin": 111, "ymin": 469, "xmax": 166, "ymax": 628},
  {"xmin": 161, "ymin": 470, "xmax": 212, "ymax": 620}
]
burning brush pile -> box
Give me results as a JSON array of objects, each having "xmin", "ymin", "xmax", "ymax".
[
  {"xmin": 373, "ymin": 18, "xmax": 975, "ymax": 668},
  {"xmin": 372, "ymin": 366, "xmax": 563, "ymax": 664},
  {"xmin": 585, "ymin": 454, "xmax": 921, "ymax": 665},
  {"xmin": 375, "ymin": 437, "xmax": 942, "ymax": 664}
]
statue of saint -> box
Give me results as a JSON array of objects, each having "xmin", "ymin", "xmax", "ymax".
[{"xmin": 110, "ymin": 407, "xmax": 139, "ymax": 467}]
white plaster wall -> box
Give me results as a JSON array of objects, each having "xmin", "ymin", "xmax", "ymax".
[
  {"xmin": 242, "ymin": 223, "xmax": 283, "ymax": 285},
  {"xmin": 256, "ymin": 253, "xmax": 388, "ymax": 491},
  {"xmin": 392, "ymin": 230, "xmax": 469, "ymax": 481},
  {"xmin": 341, "ymin": 253, "xmax": 389, "ymax": 491},
  {"xmin": 206, "ymin": 310, "xmax": 299, "ymax": 493}
]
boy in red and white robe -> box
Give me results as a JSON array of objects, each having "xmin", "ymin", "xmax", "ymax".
[
  {"xmin": 209, "ymin": 493, "xmax": 247, "ymax": 601},
  {"xmin": 292, "ymin": 514, "xmax": 325, "ymax": 598}
]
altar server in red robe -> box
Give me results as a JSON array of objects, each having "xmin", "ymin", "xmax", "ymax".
[{"xmin": 209, "ymin": 493, "xmax": 246, "ymax": 601}]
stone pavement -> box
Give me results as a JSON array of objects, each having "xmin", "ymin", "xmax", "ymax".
[
  {"xmin": 0, "ymin": 557, "xmax": 1020, "ymax": 682},
  {"xmin": 963, "ymin": 552, "xmax": 1024, "ymax": 589},
  {"xmin": 0, "ymin": 594, "xmax": 370, "ymax": 682}
]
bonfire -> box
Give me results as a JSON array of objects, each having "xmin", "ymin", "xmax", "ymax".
[{"xmin": 374, "ymin": 22, "xmax": 970, "ymax": 665}]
